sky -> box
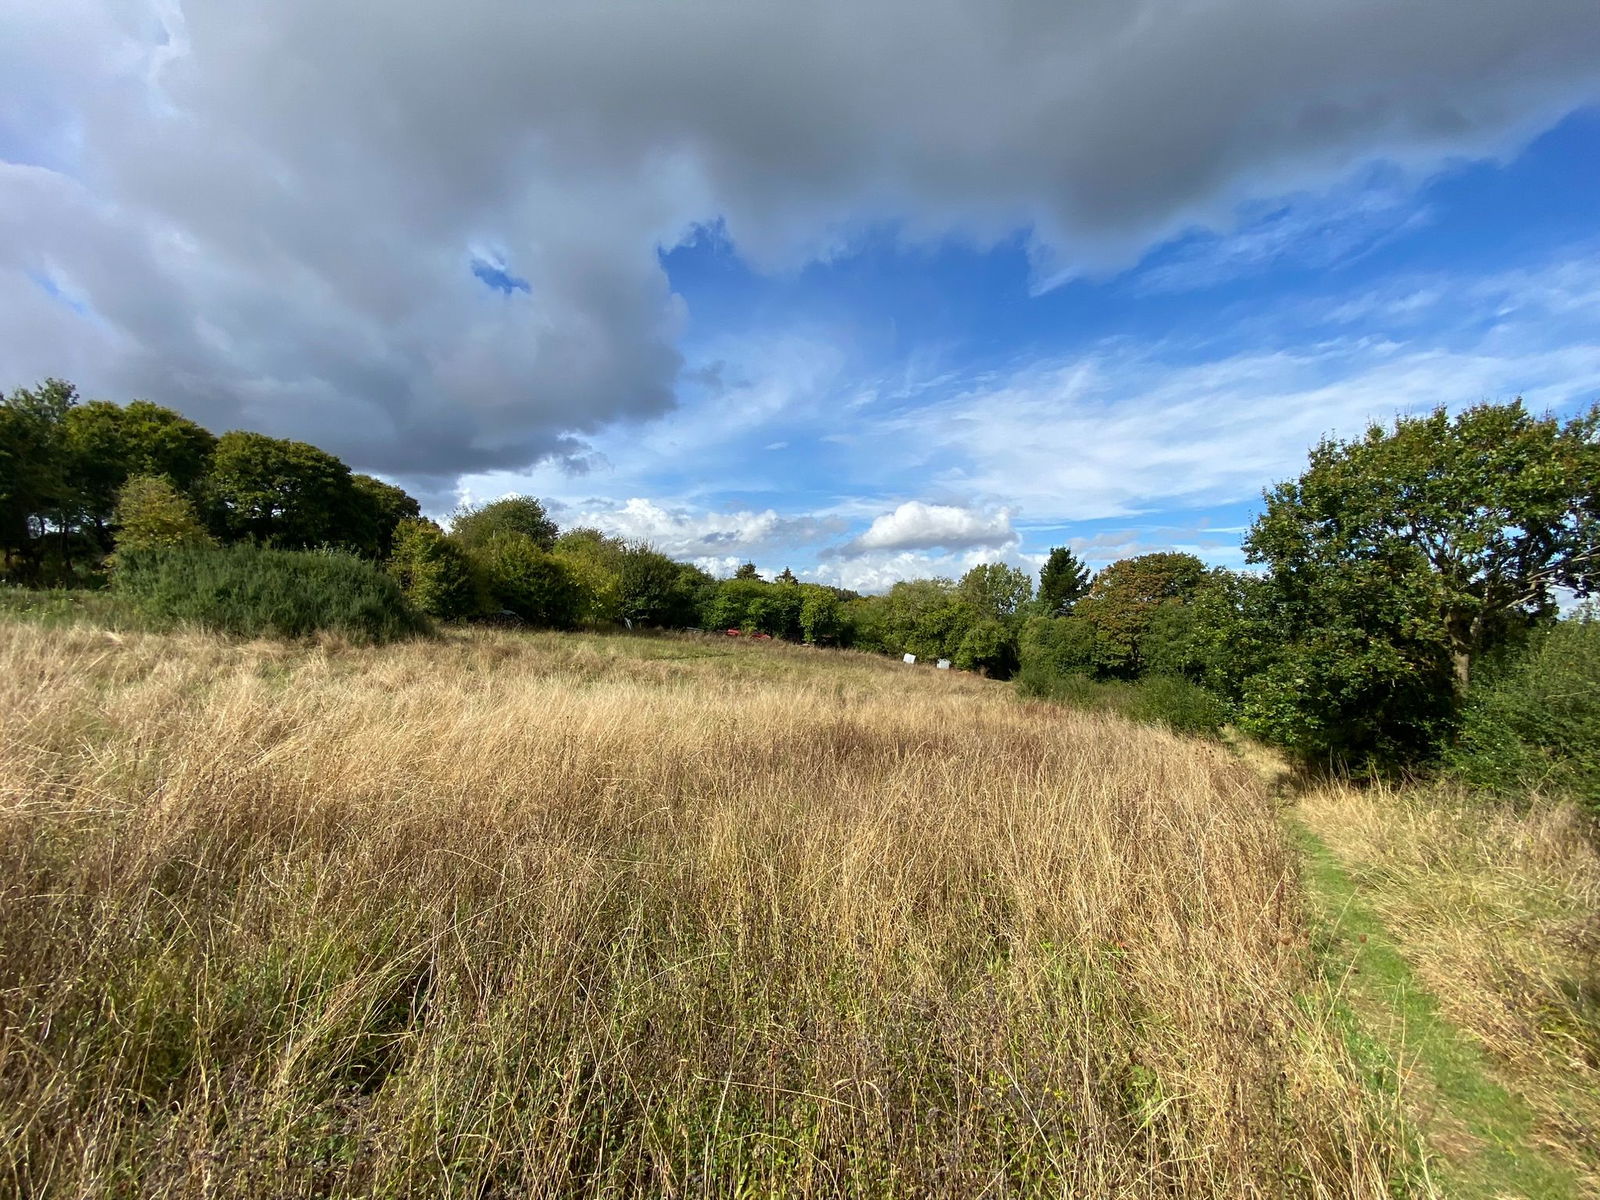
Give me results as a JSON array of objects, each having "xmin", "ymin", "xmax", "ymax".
[{"xmin": 4, "ymin": 2, "xmax": 1600, "ymax": 592}]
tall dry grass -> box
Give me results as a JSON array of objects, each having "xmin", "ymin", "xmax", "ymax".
[{"xmin": 1, "ymin": 624, "xmax": 1399, "ymax": 1197}]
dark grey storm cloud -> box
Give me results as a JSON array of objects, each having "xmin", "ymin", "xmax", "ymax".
[{"xmin": 3, "ymin": 0, "xmax": 1599, "ymax": 478}]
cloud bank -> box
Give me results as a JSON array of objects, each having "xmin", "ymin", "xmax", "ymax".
[{"xmin": 4, "ymin": 0, "xmax": 1599, "ymax": 480}]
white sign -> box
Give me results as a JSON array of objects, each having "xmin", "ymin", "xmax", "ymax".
[
  {"xmin": 936, "ymin": 659, "xmax": 951, "ymax": 670},
  {"xmin": 903, "ymin": 653, "xmax": 917, "ymax": 664}
]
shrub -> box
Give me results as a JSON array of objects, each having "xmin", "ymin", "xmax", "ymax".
[
  {"xmin": 388, "ymin": 518, "xmax": 478, "ymax": 621},
  {"xmin": 1448, "ymin": 616, "xmax": 1600, "ymax": 816},
  {"xmin": 1019, "ymin": 615, "xmax": 1098, "ymax": 678},
  {"xmin": 954, "ymin": 617, "xmax": 1017, "ymax": 677},
  {"xmin": 114, "ymin": 544, "xmax": 430, "ymax": 643},
  {"xmin": 1126, "ymin": 674, "xmax": 1228, "ymax": 737},
  {"xmin": 1019, "ymin": 668, "xmax": 1225, "ymax": 737},
  {"xmin": 112, "ymin": 475, "xmax": 215, "ymax": 555},
  {"xmin": 449, "ymin": 495, "xmax": 558, "ymax": 552},
  {"xmin": 474, "ymin": 533, "xmax": 579, "ymax": 627}
]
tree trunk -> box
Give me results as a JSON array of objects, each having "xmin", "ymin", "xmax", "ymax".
[{"xmin": 1447, "ymin": 610, "xmax": 1483, "ymax": 700}]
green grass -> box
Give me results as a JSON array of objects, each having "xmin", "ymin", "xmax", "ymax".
[
  {"xmin": 0, "ymin": 585, "xmax": 144, "ymax": 629},
  {"xmin": 1293, "ymin": 821, "xmax": 1579, "ymax": 1199}
]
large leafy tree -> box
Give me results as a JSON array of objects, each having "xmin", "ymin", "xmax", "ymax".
[
  {"xmin": 958, "ymin": 562, "xmax": 1033, "ymax": 620},
  {"xmin": 207, "ymin": 431, "xmax": 364, "ymax": 549},
  {"xmin": 1037, "ymin": 547, "xmax": 1093, "ymax": 616},
  {"xmin": 1073, "ymin": 552, "xmax": 1208, "ymax": 676},
  {"xmin": 450, "ymin": 496, "xmax": 558, "ymax": 553},
  {"xmin": 65, "ymin": 400, "xmax": 216, "ymax": 537},
  {"xmin": 1247, "ymin": 401, "xmax": 1600, "ymax": 697},
  {"xmin": 0, "ymin": 379, "xmax": 79, "ymax": 577},
  {"xmin": 350, "ymin": 474, "xmax": 421, "ymax": 559}
]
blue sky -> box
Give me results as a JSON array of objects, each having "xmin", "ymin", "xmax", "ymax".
[
  {"xmin": 5, "ymin": 2, "xmax": 1600, "ymax": 591},
  {"xmin": 461, "ymin": 110, "xmax": 1600, "ymax": 589}
]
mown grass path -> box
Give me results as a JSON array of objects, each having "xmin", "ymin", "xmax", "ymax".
[{"xmin": 1292, "ymin": 819, "xmax": 1579, "ymax": 1199}]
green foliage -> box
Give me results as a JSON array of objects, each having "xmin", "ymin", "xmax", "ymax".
[
  {"xmin": 112, "ymin": 475, "xmax": 216, "ymax": 555},
  {"xmin": 799, "ymin": 584, "xmax": 844, "ymax": 644},
  {"xmin": 1017, "ymin": 668, "xmax": 1224, "ymax": 737},
  {"xmin": 449, "ymin": 495, "xmax": 558, "ymax": 553},
  {"xmin": 387, "ymin": 519, "xmax": 478, "ymax": 621},
  {"xmin": 1140, "ymin": 600, "xmax": 1204, "ymax": 679},
  {"xmin": 1, "ymin": 379, "xmax": 79, "ymax": 581},
  {"xmin": 2, "ymin": 380, "xmax": 418, "ymax": 581},
  {"xmin": 474, "ymin": 533, "xmax": 580, "ymax": 627},
  {"xmin": 954, "ymin": 617, "xmax": 1016, "ymax": 676},
  {"xmin": 1126, "ymin": 675, "xmax": 1228, "ymax": 736},
  {"xmin": 1448, "ymin": 616, "xmax": 1600, "ymax": 815},
  {"xmin": 869, "ymin": 578, "xmax": 959, "ymax": 657},
  {"xmin": 553, "ymin": 528, "xmax": 627, "ymax": 625},
  {"xmin": 958, "ymin": 562, "xmax": 1032, "ymax": 620},
  {"xmin": 350, "ymin": 474, "xmax": 422, "ymax": 559},
  {"xmin": 1074, "ymin": 553, "xmax": 1208, "ymax": 677},
  {"xmin": 114, "ymin": 544, "xmax": 429, "ymax": 643},
  {"xmin": 1018, "ymin": 615, "xmax": 1097, "ymax": 679},
  {"xmin": 704, "ymin": 576, "xmax": 780, "ymax": 634},
  {"xmin": 1243, "ymin": 400, "xmax": 1599, "ymax": 766},
  {"xmin": 835, "ymin": 567, "xmax": 1029, "ymax": 674},
  {"xmin": 65, "ymin": 399, "xmax": 216, "ymax": 534},
  {"xmin": 207, "ymin": 431, "xmax": 365, "ymax": 550},
  {"xmin": 620, "ymin": 544, "xmax": 703, "ymax": 627},
  {"xmin": 733, "ymin": 561, "xmax": 762, "ymax": 581},
  {"xmin": 0, "ymin": 585, "xmax": 141, "ymax": 629},
  {"xmin": 1038, "ymin": 546, "xmax": 1092, "ymax": 616}
]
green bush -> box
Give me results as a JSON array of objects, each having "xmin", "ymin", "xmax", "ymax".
[
  {"xmin": 388, "ymin": 518, "xmax": 478, "ymax": 621},
  {"xmin": 114, "ymin": 544, "xmax": 430, "ymax": 643},
  {"xmin": 1019, "ymin": 615, "xmax": 1098, "ymax": 678},
  {"xmin": 1448, "ymin": 617, "xmax": 1600, "ymax": 815},
  {"xmin": 1125, "ymin": 674, "xmax": 1228, "ymax": 737},
  {"xmin": 1018, "ymin": 667, "xmax": 1225, "ymax": 737},
  {"xmin": 473, "ymin": 533, "xmax": 579, "ymax": 627}
]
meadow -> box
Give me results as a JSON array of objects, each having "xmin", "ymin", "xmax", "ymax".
[
  {"xmin": 0, "ymin": 620, "xmax": 1422, "ymax": 1198},
  {"xmin": 6, "ymin": 616, "xmax": 1599, "ymax": 1197}
]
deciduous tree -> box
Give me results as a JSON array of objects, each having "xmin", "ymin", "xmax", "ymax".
[
  {"xmin": 1247, "ymin": 401, "xmax": 1600, "ymax": 697},
  {"xmin": 449, "ymin": 495, "xmax": 559, "ymax": 552}
]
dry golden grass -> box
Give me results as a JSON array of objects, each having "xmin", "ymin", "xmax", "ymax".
[
  {"xmin": 0, "ymin": 623, "xmax": 1403, "ymax": 1197},
  {"xmin": 1298, "ymin": 782, "xmax": 1600, "ymax": 1189}
]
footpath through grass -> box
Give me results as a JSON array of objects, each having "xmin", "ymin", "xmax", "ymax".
[{"xmin": 1292, "ymin": 818, "xmax": 1581, "ymax": 1199}]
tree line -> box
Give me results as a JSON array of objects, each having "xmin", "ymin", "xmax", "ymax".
[{"xmin": 3, "ymin": 378, "xmax": 1596, "ymax": 781}]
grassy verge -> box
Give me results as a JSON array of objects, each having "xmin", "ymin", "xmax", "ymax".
[{"xmin": 1293, "ymin": 820, "xmax": 1578, "ymax": 1198}]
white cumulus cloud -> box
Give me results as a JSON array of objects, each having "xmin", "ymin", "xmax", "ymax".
[{"xmin": 839, "ymin": 501, "xmax": 1018, "ymax": 555}]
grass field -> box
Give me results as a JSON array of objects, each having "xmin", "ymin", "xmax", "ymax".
[{"xmin": 3, "ymin": 619, "xmax": 1591, "ymax": 1197}]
